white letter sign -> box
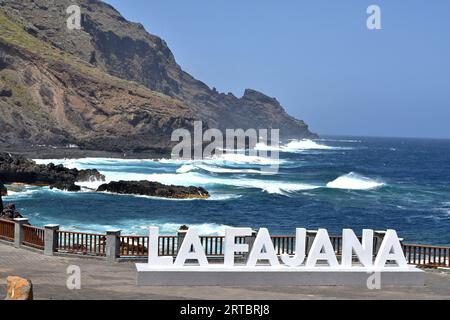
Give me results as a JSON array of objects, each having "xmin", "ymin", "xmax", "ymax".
[
  {"xmin": 148, "ymin": 227, "xmax": 173, "ymax": 266},
  {"xmin": 224, "ymin": 228, "xmax": 253, "ymax": 267},
  {"xmin": 174, "ymin": 229, "xmax": 209, "ymax": 267},
  {"xmin": 247, "ymin": 228, "xmax": 280, "ymax": 267},
  {"xmin": 374, "ymin": 230, "xmax": 408, "ymax": 268},
  {"xmin": 342, "ymin": 229, "xmax": 374, "ymax": 267},
  {"xmin": 306, "ymin": 229, "xmax": 339, "ymax": 267}
]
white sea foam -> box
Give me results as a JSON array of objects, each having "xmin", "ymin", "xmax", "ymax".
[
  {"xmin": 35, "ymin": 152, "xmax": 284, "ymax": 171},
  {"xmin": 284, "ymin": 139, "xmax": 335, "ymax": 150},
  {"xmin": 97, "ymin": 190, "xmax": 240, "ymax": 201},
  {"xmin": 155, "ymin": 223, "xmax": 230, "ymax": 235},
  {"xmin": 90, "ymin": 171, "xmax": 318, "ymax": 195},
  {"xmin": 143, "ymin": 172, "xmax": 319, "ymax": 194},
  {"xmin": 3, "ymin": 189, "xmax": 39, "ymax": 199},
  {"xmin": 33, "ymin": 158, "xmax": 157, "ymax": 170},
  {"xmin": 73, "ymin": 164, "xmax": 299, "ymax": 196},
  {"xmin": 176, "ymin": 164, "xmax": 260, "ymax": 174},
  {"xmin": 159, "ymin": 153, "xmax": 284, "ymax": 166},
  {"xmin": 317, "ymin": 139, "xmax": 362, "ymax": 143},
  {"xmin": 212, "ymin": 153, "xmax": 282, "ymax": 165},
  {"xmin": 255, "ymin": 139, "xmax": 351, "ymax": 153},
  {"xmin": 326, "ymin": 172, "xmax": 385, "ymax": 190},
  {"xmin": 61, "ymin": 222, "xmax": 231, "ymax": 236},
  {"xmin": 32, "ymin": 157, "xmax": 307, "ymax": 195}
]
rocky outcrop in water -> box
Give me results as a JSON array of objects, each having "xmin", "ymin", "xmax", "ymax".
[
  {"xmin": 0, "ymin": 153, "xmax": 212, "ymax": 199},
  {"xmin": 1, "ymin": 203, "xmax": 22, "ymax": 220},
  {"xmin": 97, "ymin": 181, "xmax": 210, "ymax": 199},
  {"xmin": 0, "ymin": 183, "xmax": 23, "ymax": 220},
  {"xmin": 0, "ymin": 153, "xmax": 105, "ymax": 191}
]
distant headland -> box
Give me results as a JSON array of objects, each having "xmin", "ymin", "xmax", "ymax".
[{"xmin": 0, "ymin": 0, "xmax": 316, "ymax": 156}]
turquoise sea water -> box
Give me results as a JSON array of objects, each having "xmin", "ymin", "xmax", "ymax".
[{"xmin": 4, "ymin": 136, "xmax": 450, "ymax": 245}]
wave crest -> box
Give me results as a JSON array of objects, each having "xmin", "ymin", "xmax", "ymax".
[
  {"xmin": 326, "ymin": 172, "xmax": 385, "ymax": 190},
  {"xmin": 255, "ymin": 139, "xmax": 352, "ymax": 153}
]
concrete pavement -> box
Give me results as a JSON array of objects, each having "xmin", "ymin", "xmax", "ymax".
[{"xmin": 1, "ymin": 243, "xmax": 450, "ymax": 300}]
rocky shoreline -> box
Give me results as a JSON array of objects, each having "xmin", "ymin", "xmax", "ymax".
[
  {"xmin": 0, "ymin": 152, "xmax": 210, "ymax": 220},
  {"xmin": 0, "ymin": 153, "xmax": 105, "ymax": 192},
  {"xmin": 0, "ymin": 146, "xmax": 171, "ymax": 160}
]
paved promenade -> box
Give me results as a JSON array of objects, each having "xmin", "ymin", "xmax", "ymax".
[{"xmin": 1, "ymin": 243, "xmax": 450, "ymax": 300}]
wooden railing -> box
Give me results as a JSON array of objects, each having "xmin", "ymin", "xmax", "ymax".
[
  {"xmin": 120, "ymin": 236, "xmax": 248, "ymax": 257},
  {"xmin": 0, "ymin": 219, "xmax": 14, "ymax": 242},
  {"xmin": 271, "ymin": 236, "xmax": 349, "ymax": 256},
  {"xmin": 403, "ymin": 243, "xmax": 450, "ymax": 268},
  {"xmin": 198, "ymin": 236, "xmax": 247, "ymax": 256},
  {"xmin": 272, "ymin": 236, "xmax": 296, "ymax": 255},
  {"xmin": 56, "ymin": 230, "xmax": 106, "ymax": 256},
  {"xmin": 120, "ymin": 235, "xmax": 178, "ymax": 257},
  {"xmin": 120, "ymin": 236, "xmax": 148, "ymax": 256},
  {"xmin": 22, "ymin": 225, "xmax": 45, "ymax": 249},
  {"xmin": 118, "ymin": 235, "xmax": 364, "ymax": 258},
  {"xmin": 3, "ymin": 222, "xmax": 450, "ymax": 269}
]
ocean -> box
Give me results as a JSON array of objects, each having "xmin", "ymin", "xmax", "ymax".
[{"xmin": 4, "ymin": 136, "xmax": 450, "ymax": 245}]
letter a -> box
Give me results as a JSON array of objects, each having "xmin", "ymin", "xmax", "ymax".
[
  {"xmin": 306, "ymin": 229, "xmax": 339, "ymax": 267},
  {"xmin": 374, "ymin": 230, "xmax": 408, "ymax": 268},
  {"xmin": 174, "ymin": 229, "xmax": 209, "ymax": 267},
  {"xmin": 247, "ymin": 228, "xmax": 280, "ymax": 267},
  {"xmin": 367, "ymin": 5, "xmax": 382, "ymax": 30}
]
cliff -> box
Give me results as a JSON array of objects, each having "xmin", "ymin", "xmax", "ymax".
[{"xmin": 0, "ymin": 0, "xmax": 316, "ymax": 155}]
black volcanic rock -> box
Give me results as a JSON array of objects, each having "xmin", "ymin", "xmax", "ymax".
[
  {"xmin": 97, "ymin": 181, "xmax": 210, "ymax": 199},
  {"xmin": 0, "ymin": 182, "xmax": 6, "ymax": 196},
  {"xmin": 76, "ymin": 169, "xmax": 105, "ymax": 182},
  {"xmin": 49, "ymin": 182, "xmax": 81, "ymax": 192},
  {"xmin": 1, "ymin": 203, "xmax": 22, "ymax": 220},
  {"xmin": 0, "ymin": 153, "xmax": 104, "ymax": 191}
]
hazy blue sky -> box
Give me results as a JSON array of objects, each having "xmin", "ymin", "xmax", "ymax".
[{"xmin": 105, "ymin": 0, "xmax": 450, "ymax": 138}]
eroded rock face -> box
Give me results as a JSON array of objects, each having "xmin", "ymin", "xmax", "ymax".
[
  {"xmin": 5, "ymin": 276, "xmax": 33, "ymax": 300},
  {"xmin": 0, "ymin": 153, "xmax": 104, "ymax": 191},
  {"xmin": 97, "ymin": 181, "xmax": 210, "ymax": 199}
]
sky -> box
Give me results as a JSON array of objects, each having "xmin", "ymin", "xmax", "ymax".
[{"xmin": 105, "ymin": 0, "xmax": 450, "ymax": 139}]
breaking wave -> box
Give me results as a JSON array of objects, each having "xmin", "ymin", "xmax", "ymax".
[
  {"xmin": 255, "ymin": 139, "xmax": 352, "ymax": 153},
  {"xmin": 160, "ymin": 153, "xmax": 284, "ymax": 166},
  {"xmin": 176, "ymin": 164, "xmax": 260, "ymax": 174},
  {"xmin": 59, "ymin": 222, "xmax": 230, "ymax": 236},
  {"xmin": 326, "ymin": 172, "xmax": 385, "ymax": 190},
  {"xmin": 142, "ymin": 172, "xmax": 319, "ymax": 195}
]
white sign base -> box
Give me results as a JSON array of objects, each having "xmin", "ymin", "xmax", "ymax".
[{"xmin": 135, "ymin": 264, "xmax": 425, "ymax": 286}]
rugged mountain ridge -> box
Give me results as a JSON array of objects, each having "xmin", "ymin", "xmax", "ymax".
[{"xmin": 0, "ymin": 0, "xmax": 316, "ymax": 155}]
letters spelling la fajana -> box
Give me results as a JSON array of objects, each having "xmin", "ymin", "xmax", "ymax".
[{"xmin": 145, "ymin": 227, "xmax": 408, "ymax": 269}]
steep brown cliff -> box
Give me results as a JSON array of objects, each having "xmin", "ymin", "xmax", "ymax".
[{"xmin": 0, "ymin": 0, "xmax": 316, "ymax": 155}]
